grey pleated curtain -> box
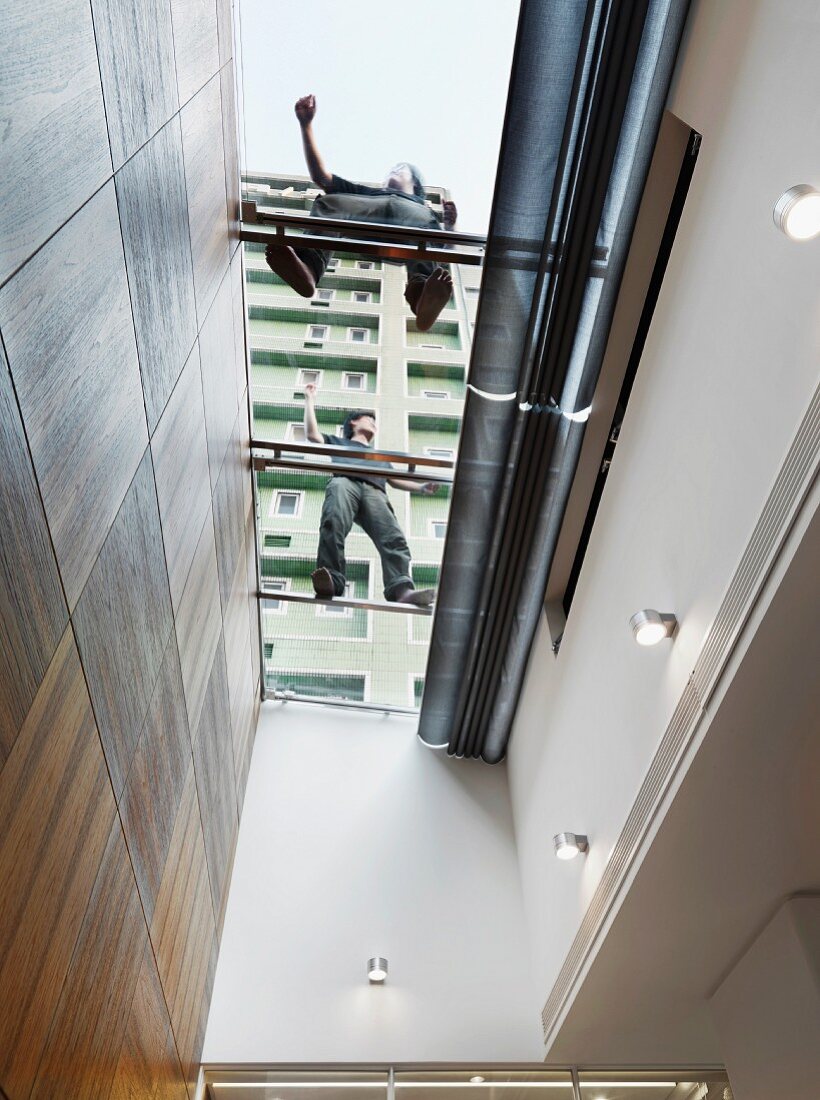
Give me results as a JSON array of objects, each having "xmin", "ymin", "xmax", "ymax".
[{"xmin": 418, "ymin": 0, "xmax": 690, "ymax": 761}]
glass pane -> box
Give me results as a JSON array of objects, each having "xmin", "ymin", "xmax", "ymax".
[
  {"xmin": 247, "ymin": 213, "xmax": 472, "ymax": 709},
  {"xmin": 577, "ymin": 1071, "xmax": 731, "ymax": 1100},
  {"xmin": 393, "ymin": 1070, "xmax": 575, "ymax": 1100},
  {"xmin": 206, "ymin": 1069, "xmax": 389, "ymax": 1100}
]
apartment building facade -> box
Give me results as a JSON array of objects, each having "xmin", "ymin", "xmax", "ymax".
[{"xmin": 243, "ymin": 172, "xmax": 480, "ymax": 709}]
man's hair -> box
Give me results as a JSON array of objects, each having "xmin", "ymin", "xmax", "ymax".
[
  {"xmin": 342, "ymin": 410, "xmax": 376, "ymax": 439},
  {"xmin": 406, "ymin": 163, "xmax": 425, "ymax": 199}
]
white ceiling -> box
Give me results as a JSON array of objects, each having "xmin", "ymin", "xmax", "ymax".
[{"xmin": 548, "ymin": 489, "xmax": 820, "ymax": 1063}]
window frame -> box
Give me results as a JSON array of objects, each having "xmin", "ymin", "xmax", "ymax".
[
  {"xmin": 352, "ymin": 290, "xmax": 372, "ymax": 304},
  {"xmin": 270, "ymin": 489, "xmax": 304, "ymax": 519},
  {"xmin": 263, "ymin": 578, "xmax": 291, "ymax": 615},
  {"xmin": 421, "ymin": 389, "xmax": 450, "ymax": 399},
  {"xmin": 284, "ymin": 422, "xmax": 307, "ymax": 443},
  {"xmin": 312, "ymin": 288, "xmax": 334, "ymax": 303},
  {"xmin": 347, "ymin": 327, "xmax": 370, "ymax": 345},
  {"xmin": 342, "ymin": 371, "xmax": 366, "ymax": 391},
  {"xmin": 297, "ymin": 367, "xmax": 322, "ymax": 387},
  {"xmin": 424, "ymin": 446, "xmax": 455, "ymax": 461},
  {"xmin": 356, "ymin": 260, "xmax": 374, "ymax": 271},
  {"xmin": 306, "ymin": 323, "xmax": 329, "ymax": 342},
  {"xmin": 316, "ymin": 581, "xmax": 354, "ymax": 618},
  {"xmin": 429, "ymin": 519, "xmax": 448, "ymax": 540}
]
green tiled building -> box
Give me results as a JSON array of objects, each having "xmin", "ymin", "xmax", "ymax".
[{"xmin": 244, "ymin": 172, "xmax": 479, "ymax": 708}]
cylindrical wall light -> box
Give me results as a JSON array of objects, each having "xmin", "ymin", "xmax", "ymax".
[
  {"xmin": 367, "ymin": 957, "xmax": 388, "ymax": 983},
  {"xmin": 773, "ymin": 184, "xmax": 820, "ymax": 241}
]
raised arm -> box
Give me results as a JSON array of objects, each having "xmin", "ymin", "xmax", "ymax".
[
  {"xmin": 295, "ymin": 95, "xmax": 333, "ymax": 191},
  {"xmin": 303, "ymin": 383, "xmax": 323, "ymax": 443}
]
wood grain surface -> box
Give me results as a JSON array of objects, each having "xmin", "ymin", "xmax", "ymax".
[
  {"xmin": 30, "ymin": 818, "xmax": 147, "ymax": 1100},
  {"xmin": 0, "ymin": 0, "xmax": 111, "ymax": 284},
  {"xmin": 110, "ymin": 941, "xmax": 188, "ymax": 1100},
  {"xmin": 170, "ymin": 0, "xmax": 219, "ymax": 108},
  {"xmin": 223, "ymin": 533, "xmax": 252, "ymax": 730},
  {"xmin": 174, "ymin": 507, "xmax": 222, "ymax": 735},
  {"xmin": 212, "ymin": 412, "xmax": 246, "ymax": 613},
  {"xmin": 199, "ymin": 266, "xmax": 239, "ymax": 491},
  {"xmin": 230, "ymin": 626, "xmax": 255, "ymax": 816},
  {"xmin": 91, "ymin": 0, "xmax": 178, "ymax": 168},
  {"xmin": 220, "ymin": 63, "xmax": 241, "ymax": 256},
  {"xmin": 151, "ymin": 341, "xmax": 212, "ymax": 614},
  {"xmin": 116, "ymin": 116, "xmax": 197, "ymax": 432},
  {"xmin": 0, "ymin": 183, "xmax": 148, "ymax": 609},
  {"xmin": 73, "ymin": 450, "xmax": 175, "ymax": 799},
  {"xmin": 231, "ymin": 255, "xmax": 249, "ymax": 424},
  {"xmin": 119, "ymin": 634, "xmax": 193, "ymax": 926},
  {"xmin": 180, "ymin": 75, "xmax": 229, "ymax": 325},
  {"xmin": 245, "ymin": 507, "xmax": 261, "ymax": 695},
  {"xmin": 0, "ymin": 629, "xmax": 115, "ymax": 1099},
  {"xmin": 150, "ymin": 765, "xmax": 218, "ymax": 1094},
  {"xmin": 191, "ymin": 633, "xmax": 238, "ymax": 927},
  {"xmin": 0, "ymin": 345, "xmax": 67, "ymax": 766}
]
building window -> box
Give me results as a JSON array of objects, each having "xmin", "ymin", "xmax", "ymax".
[
  {"xmin": 271, "ymin": 490, "xmax": 303, "ymax": 518},
  {"xmin": 326, "ymin": 259, "xmax": 338, "ymax": 271},
  {"xmin": 307, "ymin": 324, "xmax": 328, "ymax": 341},
  {"xmin": 425, "ymin": 447, "xmax": 455, "ymax": 460},
  {"xmin": 265, "ymin": 579, "xmax": 290, "ymax": 613},
  {"xmin": 313, "ymin": 288, "xmax": 334, "ymax": 302},
  {"xmin": 353, "ymin": 291, "xmax": 372, "ymax": 304},
  {"xmin": 342, "ymin": 372, "xmax": 366, "ymax": 391},
  {"xmin": 422, "ymin": 389, "xmax": 449, "ymax": 399},
  {"xmin": 429, "ymin": 520, "xmax": 447, "ymax": 539},
  {"xmin": 348, "ymin": 327, "xmax": 369, "ymax": 344},
  {"xmin": 298, "ymin": 368, "xmax": 321, "ymax": 387},
  {"xmin": 420, "ymin": 342, "xmax": 443, "ymax": 349},
  {"xmin": 317, "ymin": 582, "xmax": 353, "ymax": 617},
  {"xmin": 466, "ymin": 286, "xmax": 480, "ymax": 295},
  {"xmin": 284, "ymin": 422, "xmax": 306, "ymax": 442},
  {"xmin": 356, "ymin": 260, "xmax": 374, "ymax": 270}
]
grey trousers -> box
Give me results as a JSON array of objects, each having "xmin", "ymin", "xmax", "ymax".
[
  {"xmin": 295, "ymin": 192, "xmax": 441, "ymax": 285},
  {"xmin": 317, "ymin": 477, "xmax": 413, "ymax": 600}
]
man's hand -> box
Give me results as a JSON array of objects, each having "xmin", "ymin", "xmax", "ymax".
[
  {"xmin": 304, "ymin": 382, "xmax": 317, "ymax": 399},
  {"xmin": 443, "ymin": 200, "xmax": 458, "ymax": 228},
  {"xmin": 417, "ymin": 482, "xmax": 438, "ymax": 495},
  {"xmin": 295, "ymin": 94, "xmax": 317, "ymax": 127}
]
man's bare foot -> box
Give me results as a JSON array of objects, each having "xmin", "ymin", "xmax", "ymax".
[
  {"xmin": 414, "ymin": 268, "xmax": 453, "ymax": 332},
  {"xmin": 311, "ymin": 567, "xmax": 336, "ymax": 598},
  {"xmin": 265, "ymin": 244, "xmax": 317, "ymax": 297},
  {"xmin": 395, "ymin": 587, "xmax": 435, "ymax": 607}
]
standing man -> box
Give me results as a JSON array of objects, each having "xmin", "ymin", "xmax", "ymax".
[
  {"xmin": 303, "ymin": 384, "xmax": 437, "ymax": 607},
  {"xmin": 265, "ymin": 94, "xmax": 458, "ymax": 333}
]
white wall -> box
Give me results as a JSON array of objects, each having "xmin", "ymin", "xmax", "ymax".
[
  {"xmin": 203, "ymin": 701, "xmax": 543, "ymax": 1063},
  {"xmin": 507, "ymin": 0, "xmax": 820, "ymax": 1035}
]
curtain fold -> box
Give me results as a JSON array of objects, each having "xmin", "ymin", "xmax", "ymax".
[{"xmin": 418, "ymin": 0, "xmax": 690, "ymax": 761}]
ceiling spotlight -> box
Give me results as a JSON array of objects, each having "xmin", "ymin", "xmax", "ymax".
[
  {"xmin": 367, "ymin": 956, "xmax": 388, "ymax": 983},
  {"xmin": 773, "ymin": 184, "xmax": 820, "ymax": 241},
  {"xmin": 553, "ymin": 832, "xmax": 589, "ymax": 860},
  {"xmin": 470, "ymin": 1079, "xmax": 486, "ymax": 1085},
  {"xmin": 629, "ymin": 609, "xmax": 677, "ymax": 646}
]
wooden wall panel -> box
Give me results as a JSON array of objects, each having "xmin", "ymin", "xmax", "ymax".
[
  {"xmin": 220, "ymin": 63, "xmax": 241, "ymax": 256},
  {"xmin": 215, "ymin": 0, "xmax": 233, "ymax": 67},
  {"xmin": 0, "ymin": 0, "xmax": 111, "ymax": 285},
  {"xmin": 73, "ymin": 450, "xmax": 175, "ymax": 799},
  {"xmin": 150, "ymin": 765, "xmax": 218, "ymax": 1095},
  {"xmin": 110, "ymin": 941, "xmax": 188, "ymax": 1100},
  {"xmin": 0, "ymin": 345, "xmax": 67, "ymax": 766},
  {"xmin": 151, "ymin": 341, "xmax": 212, "ymax": 614},
  {"xmin": 91, "ymin": 0, "xmax": 178, "ymax": 168},
  {"xmin": 199, "ymin": 267, "xmax": 239, "ymax": 491},
  {"xmin": 191, "ymin": 634, "xmax": 238, "ymax": 928},
  {"xmin": 0, "ymin": 183, "xmax": 148, "ymax": 609},
  {"xmin": 30, "ymin": 819, "xmax": 147, "ymax": 1100},
  {"xmin": 213, "ymin": 413, "xmax": 246, "ymax": 613},
  {"xmin": 119, "ymin": 634, "xmax": 193, "ymax": 926},
  {"xmin": 170, "ymin": 0, "xmax": 219, "ymax": 108},
  {"xmin": 180, "ymin": 76, "xmax": 230, "ymax": 326},
  {"xmin": 245, "ymin": 509, "xmax": 262, "ymax": 694},
  {"xmin": 116, "ymin": 116, "xmax": 198, "ymax": 432},
  {"xmin": 175, "ymin": 507, "xmax": 222, "ymax": 735},
  {"xmin": 232, "ymin": 259, "xmax": 250, "ymax": 429},
  {"xmin": 0, "ymin": 630, "xmax": 115, "ymax": 1099}
]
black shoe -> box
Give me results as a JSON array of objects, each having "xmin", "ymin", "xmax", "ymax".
[{"xmin": 311, "ymin": 567, "xmax": 335, "ymax": 599}]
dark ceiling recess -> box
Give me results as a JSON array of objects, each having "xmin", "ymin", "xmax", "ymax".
[{"xmin": 418, "ymin": 0, "xmax": 693, "ymax": 763}]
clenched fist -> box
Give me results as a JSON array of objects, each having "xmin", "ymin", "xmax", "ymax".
[{"xmin": 295, "ymin": 94, "xmax": 316, "ymax": 126}]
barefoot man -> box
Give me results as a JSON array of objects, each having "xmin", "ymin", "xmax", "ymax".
[
  {"xmin": 265, "ymin": 94, "xmax": 457, "ymax": 332},
  {"xmin": 304, "ymin": 384, "xmax": 438, "ymax": 607}
]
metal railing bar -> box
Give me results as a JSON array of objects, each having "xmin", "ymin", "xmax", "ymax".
[
  {"xmin": 241, "ymin": 225, "xmax": 483, "ymax": 267},
  {"xmin": 266, "ymin": 692, "xmax": 419, "ymax": 716},
  {"xmin": 251, "ymin": 439, "xmax": 455, "ymax": 469},
  {"xmin": 259, "ymin": 589, "xmax": 434, "ymax": 617},
  {"xmin": 245, "ymin": 204, "xmax": 487, "ymax": 247},
  {"xmin": 253, "ymin": 456, "xmax": 453, "ymax": 485}
]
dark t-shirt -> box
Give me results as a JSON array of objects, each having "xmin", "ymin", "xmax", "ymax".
[
  {"xmin": 322, "ymin": 433, "xmax": 394, "ymax": 491},
  {"xmin": 326, "ymin": 174, "xmax": 426, "ymax": 205}
]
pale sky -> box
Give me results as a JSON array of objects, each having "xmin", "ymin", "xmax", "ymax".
[{"xmin": 238, "ymin": 0, "xmax": 521, "ymax": 233}]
